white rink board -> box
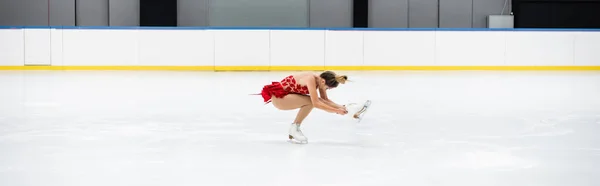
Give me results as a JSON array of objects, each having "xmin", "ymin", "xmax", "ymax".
[
  {"xmin": 269, "ymin": 30, "xmax": 325, "ymax": 67},
  {"xmin": 212, "ymin": 29, "xmax": 270, "ymax": 67},
  {"xmin": 1, "ymin": 28, "xmax": 600, "ymax": 68},
  {"xmin": 62, "ymin": 29, "xmax": 139, "ymax": 66},
  {"xmin": 505, "ymin": 31, "xmax": 574, "ymax": 66},
  {"xmin": 574, "ymin": 32, "xmax": 600, "ymax": 66},
  {"xmin": 137, "ymin": 30, "xmax": 214, "ymax": 66},
  {"xmin": 0, "ymin": 29, "xmax": 25, "ymax": 66},
  {"xmin": 363, "ymin": 31, "xmax": 436, "ymax": 66},
  {"xmin": 325, "ymin": 30, "xmax": 364, "ymax": 67},
  {"xmin": 435, "ymin": 31, "xmax": 506, "ymax": 66},
  {"xmin": 24, "ymin": 29, "xmax": 52, "ymax": 65},
  {"xmin": 51, "ymin": 29, "xmax": 64, "ymax": 66}
]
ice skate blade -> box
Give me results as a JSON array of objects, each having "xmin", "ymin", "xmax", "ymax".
[
  {"xmin": 288, "ymin": 135, "xmax": 308, "ymax": 144},
  {"xmin": 288, "ymin": 139, "xmax": 308, "ymax": 144}
]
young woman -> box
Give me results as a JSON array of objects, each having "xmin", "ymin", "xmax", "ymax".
[{"xmin": 258, "ymin": 71, "xmax": 349, "ymax": 143}]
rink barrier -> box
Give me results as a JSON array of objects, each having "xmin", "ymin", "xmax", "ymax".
[
  {"xmin": 3, "ymin": 66, "xmax": 600, "ymax": 71},
  {"xmin": 1, "ymin": 26, "xmax": 600, "ymax": 71}
]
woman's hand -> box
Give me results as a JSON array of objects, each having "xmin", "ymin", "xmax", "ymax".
[{"xmin": 335, "ymin": 108, "xmax": 348, "ymax": 115}]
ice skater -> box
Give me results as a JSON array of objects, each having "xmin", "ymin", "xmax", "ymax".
[{"xmin": 257, "ymin": 71, "xmax": 349, "ymax": 143}]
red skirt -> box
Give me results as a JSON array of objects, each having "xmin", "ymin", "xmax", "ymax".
[{"xmin": 259, "ymin": 82, "xmax": 289, "ymax": 103}]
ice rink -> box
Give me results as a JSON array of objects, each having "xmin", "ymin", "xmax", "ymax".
[{"xmin": 1, "ymin": 70, "xmax": 599, "ymax": 186}]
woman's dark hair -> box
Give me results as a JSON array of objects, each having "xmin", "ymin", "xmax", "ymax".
[{"xmin": 320, "ymin": 71, "xmax": 348, "ymax": 88}]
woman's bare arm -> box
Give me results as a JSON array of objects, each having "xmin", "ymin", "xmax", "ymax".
[{"xmin": 306, "ymin": 76, "xmax": 343, "ymax": 113}]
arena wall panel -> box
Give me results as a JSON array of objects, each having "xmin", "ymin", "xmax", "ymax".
[
  {"xmin": 62, "ymin": 29, "xmax": 139, "ymax": 66},
  {"xmin": 24, "ymin": 29, "xmax": 52, "ymax": 66},
  {"xmin": 51, "ymin": 29, "xmax": 64, "ymax": 66},
  {"xmin": 1, "ymin": 27, "xmax": 600, "ymax": 70},
  {"xmin": 137, "ymin": 30, "xmax": 214, "ymax": 67},
  {"xmin": 363, "ymin": 31, "xmax": 436, "ymax": 67},
  {"xmin": 505, "ymin": 31, "xmax": 574, "ymax": 66},
  {"xmin": 573, "ymin": 32, "xmax": 600, "ymax": 66},
  {"xmin": 324, "ymin": 30, "xmax": 364, "ymax": 69},
  {"xmin": 0, "ymin": 29, "xmax": 25, "ymax": 66},
  {"xmin": 434, "ymin": 31, "xmax": 506, "ymax": 66},
  {"xmin": 269, "ymin": 30, "xmax": 325, "ymax": 70},
  {"xmin": 212, "ymin": 29, "xmax": 270, "ymax": 70}
]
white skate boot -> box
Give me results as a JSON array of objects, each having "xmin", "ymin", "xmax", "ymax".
[
  {"xmin": 288, "ymin": 123, "xmax": 308, "ymax": 143},
  {"xmin": 345, "ymin": 100, "xmax": 372, "ymax": 122}
]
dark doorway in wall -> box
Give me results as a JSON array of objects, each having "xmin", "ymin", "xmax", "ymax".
[
  {"xmin": 353, "ymin": 0, "xmax": 368, "ymax": 27},
  {"xmin": 513, "ymin": 0, "xmax": 600, "ymax": 28},
  {"xmin": 140, "ymin": 0, "xmax": 177, "ymax": 26}
]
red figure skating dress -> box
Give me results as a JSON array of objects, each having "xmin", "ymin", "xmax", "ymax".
[{"xmin": 258, "ymin": 75, "xmax": 309, "ymax": 104}]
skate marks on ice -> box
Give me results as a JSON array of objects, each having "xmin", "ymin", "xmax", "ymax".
[{"xmin": 429, "ymin": 114, "xmax": 600, "ymax": 172}]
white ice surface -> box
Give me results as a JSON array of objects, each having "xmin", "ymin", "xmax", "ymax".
[{"xmin": 1, "ymin": 70, "xmax": 600, "ymax": 186}]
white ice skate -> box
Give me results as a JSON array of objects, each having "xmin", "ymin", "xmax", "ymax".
[
  {"xmin": 288, "ymin": 123, "xmax": 308, "ymax": 144},
  {"xmin": 345, "ymin": 100, "xmax": 372, "ymax": 123}
]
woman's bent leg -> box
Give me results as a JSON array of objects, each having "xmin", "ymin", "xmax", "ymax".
[
  {"xmin": 271, "ymin": 94, "xmax": 313, "ymax": 143},
  {"xmin": 271, "ymin": 94, "xmax": 314, "ymax": 124}
]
